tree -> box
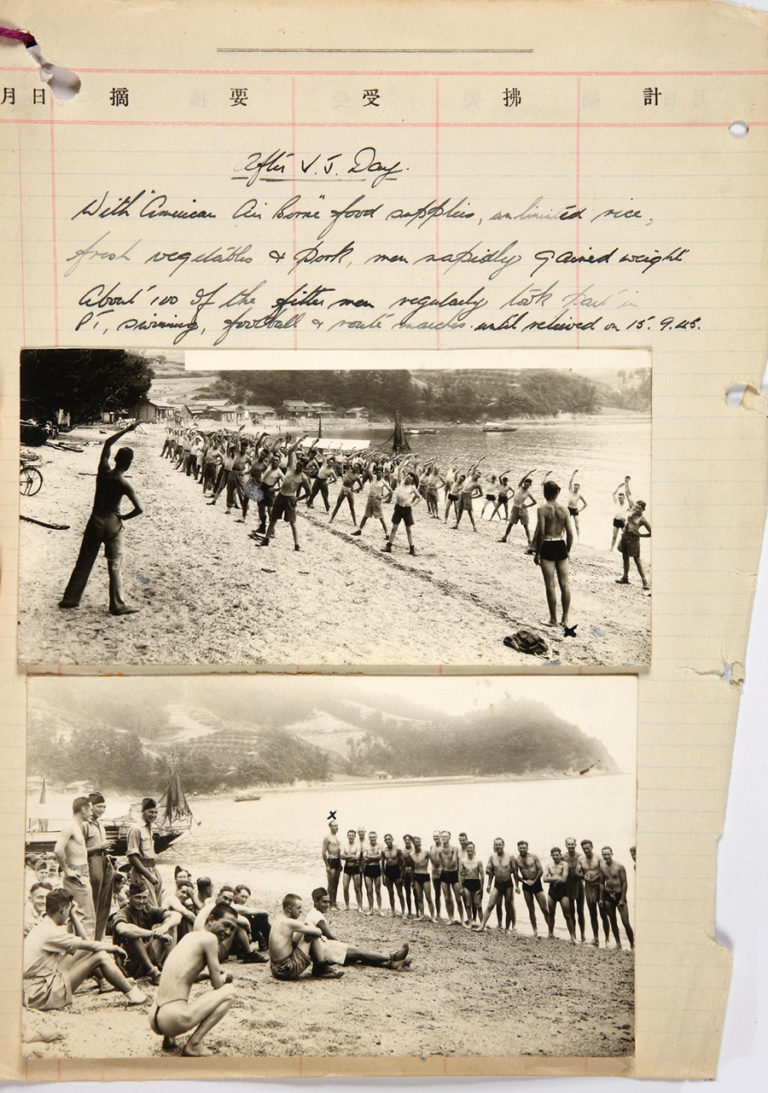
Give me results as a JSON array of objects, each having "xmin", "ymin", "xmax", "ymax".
[{"xmin": 20, "ymin": 349, "xmax": 153, "ymax": 425}]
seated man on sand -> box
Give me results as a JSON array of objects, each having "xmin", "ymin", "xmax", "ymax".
[
  {"xmin": 23, "ymin": 888, "xmax": 147, "ymax": 1010},
  {"xmin": 24, "ymin": 882, "xmax": 52, "ymax": 937},
  {"xmin": 112, "ymin": 881, "xmax": 181, "ymax": 984},
  {"xmin": 269, "ymin": 893, "xmax": 346, "ymax": 980},
  {"xmin": 305, "ymin": 888, "xmax": 411, "ymax": 972},
  {"xmin": 194, "ymin": 885, "xmax": 267, "ymax": 963},
  {"xmin": 232, "ymin": 884, "xmax": 271, "ymax": 952},
  {"xmin": 149, "ymin": 901, "xmax": 238, "ymax": 1056}
]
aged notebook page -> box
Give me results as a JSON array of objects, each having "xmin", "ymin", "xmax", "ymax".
[{"xmin": 1, "ymin": 0, "xmax": 768, "ymax": 1079}]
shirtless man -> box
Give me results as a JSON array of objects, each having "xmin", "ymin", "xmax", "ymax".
[
  {"xmin": 269, "ymin": 893, "xmax": 343, "ymax": 980},
  {"xmin": 599, "ymin": 847, "xmax": 634, "ymax": 950},
  {"xmin": 382, "ymin": 834, "xmax": 406, "ymax": 917},
  {"xmin": 149, "ymin": 901, "xmax": 237, "ymax": 1055},
  {"xmin": 499, "ymin": 471, "xmax": 537, "ymax": 550},
  {"xmin": 361, "ymin": 831, "xmax": 384, "ymax": 915},
  {"xmin": 306, "ymin": 453, "xmax": 337, "ymax": 511},
  {"xmin": 563, "ymin": 837, "xmax": 586, "ymax": 942},
  {"xmin": 459, "ymin": 841, "xmax": 485, "ymax": 924},
  {"xmin": 610, "ymin": 476, "xmax": 633, "ymax": 550},
  {"xmin": 543, "ymin": 847, "xmax": 577, "ymax": 943},
  {"xmin": 453, "ymin": 471, "xmax": 483, "ymax": 532},
  {"xmin": 474, "ymin": 837, "xmax": 519, "ymax": 932},
  {"xmin": 54, "ymin": 797, "xmax": 96, "ymax": 938},
  {"xmin": 428, "ymin": 831, "xmax": 444, "ymax": 920},
  {"xmin": 616, "ymin": 500, "xmax": 651, "ymax": 591},
  {"xmin": 254, "ymin": 450, "xmax": 284, "ymax": 535},
  {"xmin": 532, "ymin": 480, "xmax": 575, "ymax": 629},
  {"xmin": 329, "ymin": 464, "xmax": 362, "ymax": 526},
  {"xmin": 580, "ymin": 839, "xmax": 607, "ymax": 946},
  {"xmin": 322, "ymin": 820, "xmax": 342, "ymax": 909},
  {"xmin": 401, "ymin": 834, "xmax": 415, "ymax": 917},
  {"xmin": 383, "ymin": 467, "xmax": 421, "ymax": 556},
  {"xmin": 260, "ymin": 437, "xmax": 313, "ymax": 551},
  {"xmin": 59, "ymin": 421, "xmax": 141, "ymax": 615},
  {"xmin": 567, "ymin": 469, "xmax": 588, "ymax": 537},
  {"xmin": 514, "ymin": 841, "xmax": 550, "ymax": 938},
  {"xmin": 305, "ymin": 889, "xmax": 410, "ymax": 971},
  {"xmin": 351, "ymin": 466, "xmax": 392, "ymax": 539},
  {"xmin": 410, "ymin": 836, "xmax": 436, "ymax": 920},
  {"xmin": 438, "ymin": 831, "xmax": 465, "ymax": 925},
  {"xmin": 340, "ymin": 828, "xmax": 363, "ymax": 912}
]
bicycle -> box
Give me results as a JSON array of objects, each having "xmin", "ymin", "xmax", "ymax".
[{"xmin": 20, "ymin": 460, "xmax": 43, "ymax": 497}]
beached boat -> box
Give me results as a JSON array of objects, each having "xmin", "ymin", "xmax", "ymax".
[
  {"xmin": 233, "ymin": 791, "xmax": 262, "ymax": 802},
  {"xmin": 26, "ymin": 768, "xmax": 194, "ymax": 858},
  {"xmin": 482, "ymin": 422, "xmax": 519, "ymax": 433}
]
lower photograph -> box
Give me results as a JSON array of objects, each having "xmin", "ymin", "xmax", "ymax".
[{"xmin": 22, "ymin": 674, "xmax": 636, "ymax": 1062}]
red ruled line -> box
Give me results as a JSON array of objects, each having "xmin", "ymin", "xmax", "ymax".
[
  {"xmin": 0, "ymin": 118, "xmax": 763, "ymax": 129},
  {"xmin": 1, "ymin": 65, "xmax": 767, "ymax": 76}
]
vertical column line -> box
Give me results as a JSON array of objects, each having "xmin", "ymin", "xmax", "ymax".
[
  {"xmin": 291, "ymin": 76, "xmax": 298, "ymax": 350},
  {"xmin": 435, "ymin": 77, "xmax": 441, "ymax": 350},
  {"xmin": 575, "ymin": 76, "xmax": 581, "ymax": 348},
  {"xmin": 17, "ymin": 127, "xmax": 26, "ymax": 345},
  {"xmin": 49, "ymin": 96, "xmax": 59, "ymax": 346}
]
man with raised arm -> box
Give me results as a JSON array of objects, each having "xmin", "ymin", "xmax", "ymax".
[
  {"xmin": 149, "ymin": 901, "xmax": 238, "ymax": 1056},
  {"xmin": 59, "ymin": 420, "xmax": 142, "ymax": 615},
  {"xmin": 499, "ymin": 470, "xmax": 537, "ymax": 549}
]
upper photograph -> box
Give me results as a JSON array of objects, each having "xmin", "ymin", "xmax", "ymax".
[{"xmin": 18, "ymin": 347, "xmax": 651, "ymax": 670}]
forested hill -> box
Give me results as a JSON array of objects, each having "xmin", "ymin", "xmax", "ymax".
[
  {"xmin": 345, "ymin": 699, "xmax": 619, "ymax": 778},
  {"xmin": 203, "ymin": 367, "xmax": 650, "ymax": 420}
]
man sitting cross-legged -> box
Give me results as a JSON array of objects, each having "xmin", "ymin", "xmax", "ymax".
[
  {"xmin": 305, "ymin": 888, "xmax": 411, "ymax": 973},
  {"xmin": 149, "ymin": 901, "xmax": 238, "ymax": 1056}
]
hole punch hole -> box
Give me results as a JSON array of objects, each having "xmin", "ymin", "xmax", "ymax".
[
  {"xmin": 725, "ymin": 384, "xmax": 747, "ymax": 407},
  {"xmin": 729, "ymin": 121, "xmax": 749, "ymax": 139}
]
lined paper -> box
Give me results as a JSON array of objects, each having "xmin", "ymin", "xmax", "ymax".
[{"xmin": 1, "ymin": 0, "xmax": 768, "ymax": 1079}]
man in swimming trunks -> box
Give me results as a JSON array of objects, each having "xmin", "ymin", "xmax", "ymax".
[
  {"xmin": 567, "ymin": 469, "xmax": 587, "ymax": 537},
  {"xmin": 410, "ymin": 835, "xmax": 436, "ymax": 920},
  {"xmin": 400, "ymin": 834, "xmax": 415, "ymax": 917},
  {"xmin": 453, "ymin": 471, "xmax": 483, "ymax": 532},
  {"xmin": 341, "ymin": 828, "xmax": 363, "ymax": 912},
  {"xmin": 306, "ymin": 453, "xmax": 337, "ymax": 512},
  {"xmin": 112, "ymin": 882, "xmax": 181, "ymax": 983},
  {"xmin": 459, "ymin": 841, "xmax": 485, "ymax": 924},
  {"xmin": 322, "ymin": 820, "xmax": 342, "ymax": 910},
  {"xmin": 59, "ymin": 421, "xmax": 142, "ymax": 616},
  {"xmin": 610, "ymin": 476, "xmax": 633, "ymax": 550},
  {"xmin": 329, "ymin": 463, "xmax": 363, "ymax": 526},
  {"xmin": 24, "ymin": 888, "xmax": 146, "ymax": 1011},
  {"xmin": 305, "ymin": 889, "xmax": 411, "ymax": 971},
  {"xmin": 499, "ymin": 471, "xmax": 537, "ymax": 550},
  {"xmin": 149, "ymin": 901, "xmax": 238, "ymax": 1055},
  {"xmin": 599, "ymin": 847, "xmax": 634, "ymax": 950},
  {"xmin": 563, "ymin": 836, "xmax": 586, "ymax": 942},
  {"xmin": 543, "ymin": 847, "xmax": 577, "ymax": 943},
  {"xmin": 383, "ymin": 466, "xmax": 421, "ymax": 556},
  {"xmin": 473, "ymin": 837, "xmax": 519, "ymax": 931},
  {"xmin": 616, "ymin": 500, "xmax": 651, "ymax": 591},
  {"xmin": 579, "ymin": 839, "xmax": 607, "ymax": 946},
  {"xmin": 382, "ymin": 834, "xmax": 406, "ymax": 917},
  {"xmin": 54, "ymin": 796, "xmax": 96, "ymax": 938},
  {"xmin": 532, "ymin": 479, "xmax": 575, "ymax": 629},
  {"xmin": 428, "ymin": 831, "xmax": 444, "ymax": 920},
  {"xmin": 362, "ymin": 831, "xmax": 384, "ymax": 915},
  {"xmin": 438, "ymin": 831, "xmax": 465, "ymax": 925},
  {"xmin": 514, "ymin": 841, "xmax": 550, "ymax": 938},
  {"xmin": 269, "ymin": 893, "xmax": 343, "ymax": 980}
]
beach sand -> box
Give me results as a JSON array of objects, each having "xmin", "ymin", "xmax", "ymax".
[
  {"xmin": 22, "ymin": 904, "xmax": 634, "ymax": 1061},
  {"xmin": 18, "ymin": 428, "xmax": 651, "ymax": 668}
]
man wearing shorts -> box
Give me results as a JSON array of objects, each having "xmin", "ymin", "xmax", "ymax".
[
  {"xmin": 563, "ymin": 836, "xmax": 586, "ymax": 942},
  {"xmin": 340, "ymin": 829, "xmax": 363, "ymax": 913},
  {"xmin": 322, "ymin": 820, "xmax": 342, "ymax": 909},
  {"xmin": 514, "ymin": 841, "xmax": 550, "ymax": 938},
  {"xmin": 543, "ymin": 847, "xmax": 577, "ymax": 943},
  {"xmin": 410, "ymin": 836, "xmax": 436, "ymax": 920},
  {"xmin": 382, "ymin": 834, "xmax": 406, "ymax": 917},
  {"xmin": 616, "ymin": 500, "xmax": 651, "ymax": 591},
  {"xmin": 474, "ymin": 837, "xmax": 519, "ymax": 931},
  {"xmin": 459, "ymin": 841, "xmax": 484, "ymax": 924},
  {"xmin": 383, "ymin": 467, "xmax": 421, "ymax": 556},
  {"xmin": 599, "ymin": 847, "xmax": 634, "ymax": 950},
  {"xmin": 532, "ymin": 479, "xmax": 575, "ymax": 629},
  {"xmin": 269, "ymin": 893, "xmax": 343, "ymax": 980},
  {"xmin": 305, "ymin": 889, "xmax": 410, "ymax": 972},
  {"xmin": 499, "ymin": 472, "xmax": 537, "ymax": 550},
  {"xmin": 260, "ymin": 436, "xmax": 312, "ymax": 551},
  {"xmin": 428, "ymin": 830, "xmax": 444, "ymax": 920},
  {"xmin": 352, "ymin": 466, "xmax": 391, "ymax": 539},
  {"xmin": 580, "ymin": 839, "xmax": 607, "ymax": 946},
  {"xmin": 438, "ymin": 831, "xmax": 465, "ymax": 925},
  {"xmin": 362, "ymin": 831, "xmax": 383, "ymax": 915}
]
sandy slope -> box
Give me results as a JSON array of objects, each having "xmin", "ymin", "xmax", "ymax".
[{"xmin": 18, "ymin": 429, "xmax": 651, "ymax": 669}]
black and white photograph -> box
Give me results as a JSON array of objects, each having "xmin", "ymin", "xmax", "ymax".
[
  {"xmin": 22, "ymin": 674, "xmax": 635, "ymax": 1061},
  {"xmin": 18, "ymin": 347, "xmax": 651, "ymax": 669}
]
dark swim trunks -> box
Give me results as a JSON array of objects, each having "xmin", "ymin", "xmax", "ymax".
[
  {"xmin": 384, "ymin": 864, "xmax": 400, "ymax": 882},
  {"xmin": 613, "ymin": 517, "xmax": 625, "ymax": 529},
  {"xmin": 391, "ymin": 504, "xmax": 414, "ymax": 528},
  {"xmin": 462, "ymin": 877, "xmax": 482, "ymax": 893},
  {"xmin": 327, "ymin": 858, "xmax": 341, "ymax": 870},
  {"xmin": 494, "ymin": 877, "xmax": 512, "ymax": 894},
  {"xmin": 549, "ymin": 881, "xmax": 567, "ymax": 902},
  {"xmin": 568, "ymin": 506, "xmax": 579, "ymax": 517},
  {"xmin": 343, "ymin": 862, "xmax": 359, "ymax": 876},
  {"xmin": 539, "ymin": 539, "xmax": 568, "ymax": 562},
  {"xmin": 440, "ymin": 869, "xmax": 459, "ymax": 886},
  {"xmin": 414, "ymin": 872, "xmax": 430, "ymax": 884},
  {"xmin": 602, "ymin": 890, "xmax": 622, "ymax": 907},
  {"xmin": 523, "ymin": 878, "xmax": 544, "ymax": 895},
  {"xmin": 364, "ymin": 862, "xmax": 381, "ymax": 878}
]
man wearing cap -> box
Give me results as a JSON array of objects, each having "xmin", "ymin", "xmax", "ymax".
[
  {"xmin": 127, "ymin": 798, "xmax": 163, "ymax": 906},
  {"xmin": 54, "ymin": 796, "xmax": 96, "ymax": 938},
  {"xmin": 83, "ymin": 791, "xmax": 114, "ymax": 940},
  {"xmin": 111, "ymin": 882, "xmax": 181, "ymax": 984}
]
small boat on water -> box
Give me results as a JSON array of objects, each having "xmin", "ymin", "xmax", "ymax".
[
  {"xmin": 234, "ymin": 791, "xmax": 262, "ymax": 803},
  {"xmin": 482, "ymin": 422, "xmax": 519, "ymax": 433},
  {"xmin": 26, "ymin": 767, "xmax": 194, "ymax": 858},
  {"xmin": 406, "ymin": 428, "xmax": 438, "ymax": 436}
]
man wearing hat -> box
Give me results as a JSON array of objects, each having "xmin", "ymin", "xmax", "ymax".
[
  {"xmin": 111, "ymin": 882, "xmax": 181, "ymax": 984},
  {"xmin": 83, "ymin": 791, "xmax": 114, "ymax": 939}
]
